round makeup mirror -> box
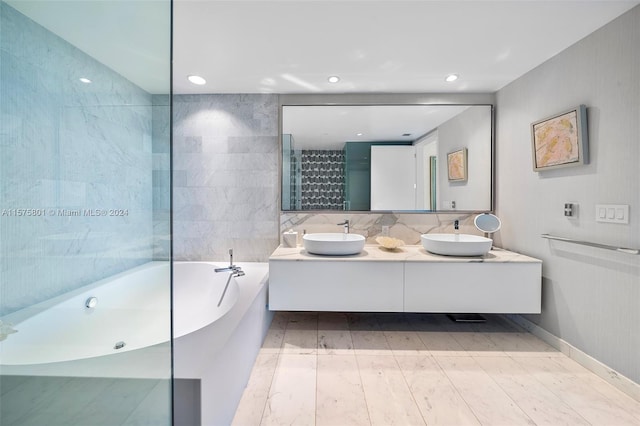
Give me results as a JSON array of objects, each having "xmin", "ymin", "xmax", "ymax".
[{"xmin": 474, "ymin": 213, "xmax": 501, "ymax": 236}]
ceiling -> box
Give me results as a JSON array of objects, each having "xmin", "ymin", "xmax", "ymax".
[
  {"xmin": 174, "ymin": 0, "xmax": 639, "ymax": 94},
  {"xmin": 6, "ymin": 1, "xmax": 639, "ymax": 95}
]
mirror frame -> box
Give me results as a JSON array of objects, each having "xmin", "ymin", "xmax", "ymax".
[{"xmin": 278, "ymin": 93, "xmax": 496, "ymax": 214}]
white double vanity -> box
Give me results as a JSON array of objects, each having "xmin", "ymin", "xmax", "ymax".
[{"xmin": 269, "ymin": 243, "xmax": 542, "ymax": 314}]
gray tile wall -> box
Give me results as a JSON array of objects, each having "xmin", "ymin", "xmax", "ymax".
[
  {"xmin": 152, "ymin": 95, "xmax": 171, "ymax": 260},
  {"xmin": 172, "ymin": 94, "xmax": 280, "ymax": 262},
  {"xmin": 172, "ymin": 94, "xmax": 490, "ymax": 262},
  {"xmin": 0, "ymin": 3, "xmax": 160, "ymax": 315}
]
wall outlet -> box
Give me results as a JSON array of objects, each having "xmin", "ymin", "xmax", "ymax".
[
  {"xmin": 595, "ymin": 204, "xmax": 629, "ymax": 224},
  {"xmin": 564, "ymin": 203, "xmax": 578, "ymax": 219}
]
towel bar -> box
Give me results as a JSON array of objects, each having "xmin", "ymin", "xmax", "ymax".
[{"xmin": 541, "ymin": 234, "xmax": 639, "ymax": 255}]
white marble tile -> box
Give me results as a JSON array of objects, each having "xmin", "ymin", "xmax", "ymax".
[
  {"xmin": 282, "ymin": 328, "xmax": 318, "ymax": 355},
  {"xmin": 450, "ymin": 332, "xmax": 508, "ymax": 356},
  {"xmin": 318, "ymin": 329, "xmax": 354, "ymax": 355},
  {"xmin": 316, "ymin": 355, "xmax": 370, "ymax": 426},
  {"xmin": 172, "ymin": 94, "xmax": 279, "ymax": 263},
  {"xmin": 356, "ymin": 355, "xmax": 426, "ymax": 425},
  {"xmin": 375, "ymin": 313, "xmax": 414, "ymax": 331},
  {"xmin": 279, "ymin": 212, "xmax": 482, "ymax": 248},
  {"xmin": 351, "ymin": 330, "xmax": 392, "ymax": 356},
  {"xmin": 122, "ymin": 380, "xmax": 172, "ymax": 426},
  {"xmin": 260, "ymin": 327, "xmax": 285, "ymax": 354},
  {"xmin": 383, "ymin": 331, "xmax": 429, "ymax": 356},
  {"xmin": 286, "ymin": 311, "xmax": 319, "ymax": 330},
  {"xmin": 415, "ymin": 331, "xmax": 467, "ymax": 356},
  {"xmin": 475, "ymin": 356, "xmax": 589, "ymax": 425},
  {"xmin": 470, "ymin": 314, "xmax": 521, "ymax": 332},
  {"xmin": 0, "ymin": 376, "xmax": 74, "ymax": 425},
  {"xmin": 260, "ymin": 354, "xmax": 317, "ymax": 426},
  {"xmin": 435, "ymin": 356, "xmax": 534, "ymax": 425},
  {"xmin": 407, "ymin": 313, "xmax": 461, "ymax": 332},
  {"xmin": 270, "ymin": 311, "xmax": 290, "ymax": 330},
  {"xmin": 0, "ymin": 375, "xmax": 30, "ymax": 396},
  {"xmin": 550, "ymin": 356, "xmax": 640, "ymax": 417},
  {"xmin": 236, "ymin": 313, "xmax": 640, "ymax": 426},
  {"xmin": 269, "ymin": 244, "xmax": 541, "ymax": 264},
  {"xmin": 260, "ymin": 312, "xmax": 289, "ymax": 353},
  {"xmin": 346, "ymin": 313, "xmax": 381, "ymax": 331},
  {"xmin": 514, "ymin": 356, "xmax": 640, "ymax": 425},
  {"xmin": 484, "ymin": 332, "xmax": 562, "ymax": 357},
  {"xmin": 317, "ymin": 312, "xmax": 350, "ymax": 330},
  {"xmin": 396, "ymin": 355, "xmax": 480, "ymax": 425},
  {"xmin": 66, "ymin": 378, "xmax": 159, "ymax": 426},
  {"xmin": 232, "ymin": 353, "xmax": 279, "ymax": 426}
]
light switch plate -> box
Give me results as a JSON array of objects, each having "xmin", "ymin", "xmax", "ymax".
[
  {"xmin": 595, "ymin": 204, "xmax": 629, "ymax": 224},
  {"xmin": 564, "ymin": 202, "xmax": 578, "ymax": 219}
]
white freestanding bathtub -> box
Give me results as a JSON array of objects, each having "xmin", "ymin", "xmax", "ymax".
[
  {"xmin": 0, "ymin": 260, "xmax": 271, "ymax": 377},
  {"xmin": 0, "ymin": 260, "xmax": 272, "ymax": 425}
]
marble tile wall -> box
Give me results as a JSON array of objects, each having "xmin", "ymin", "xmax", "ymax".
[
  {"xmin": 0, "ymin": 4, "xmax": 161, "ymax": 315},
  {"xmin": 280, "ymin": 212, "xmax": 485, "ymax": 246},
  {"xmin": 152, "ymin": 95, "xmax": 172, "ymax": 260},
  {"xmin": 172, "ymin": 94, "xmax": 280, "ymax": 262},
  {"xmin": 173, "ymin": 94, "xmax": 492, "ymax": 261}
]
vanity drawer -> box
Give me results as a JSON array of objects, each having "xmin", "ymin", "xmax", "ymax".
[
  {"xmin": 404, "ymin": 262, "xmax": 541, "ymax": 313},
  {"xmin": 269, "ymin": 260, "xmax": 404, "ymax": 312}
]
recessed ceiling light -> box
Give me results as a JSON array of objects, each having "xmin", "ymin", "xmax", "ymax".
[
  {"xmin": 328, "ymin": 76, "xmax": 340, "ymax": 83},
  {"xmin": 79, "ymin": 77, "xmax": 92, "ymax": 84},
  {"xmin": 356, "ymin": 132, "xmax": 363, "ymax": 136},
  {"xmin": 445, "ymin": 74, "xmax": 459, "ymax": 82},
  {"xmin": 188, "ymin": 75, "xmax": 207, "ymax": 85}
]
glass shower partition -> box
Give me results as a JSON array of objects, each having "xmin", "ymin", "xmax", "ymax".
[{"xmin": 0, "ymin": 1, "xmax": 173, "ymax": 424}]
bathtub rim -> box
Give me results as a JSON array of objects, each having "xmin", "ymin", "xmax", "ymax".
[
  {"xmin": 0, "ymin": 261, "xmax": 169, "ymax": 326},
  {"xmin": 0, "ymin": 261, "xmax": 269, "ymax": 372}
]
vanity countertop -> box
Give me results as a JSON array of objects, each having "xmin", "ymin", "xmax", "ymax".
[{"xmin": 270, "ymin": 244, "xmax": 541, "ymax": 263}]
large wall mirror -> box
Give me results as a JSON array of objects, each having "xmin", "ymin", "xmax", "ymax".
[{"xmin": 281, "ymin": 103, "xmax": 493, "ymax": 212}]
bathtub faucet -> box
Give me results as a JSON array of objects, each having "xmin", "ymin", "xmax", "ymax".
[
  {"xmin": 215, "ymin": 248, "xmax": 243, "ymax": 273},
  {"xmin": 216, "ymin": 251, "xmax": 245, "ymax": 307}
]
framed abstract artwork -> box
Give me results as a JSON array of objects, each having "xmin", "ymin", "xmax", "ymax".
[
  {"xmin": 531, "ymin": 105, "xmax": 588, "ymax": 171},
  {"xmin": 447, "ymin": 148, "xmax": 467, "ymax": 182}
]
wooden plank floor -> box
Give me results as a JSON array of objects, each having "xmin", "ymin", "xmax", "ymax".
[{"xmin": 233, "ymin": 312, "xmax": 640, "ymax": 426}]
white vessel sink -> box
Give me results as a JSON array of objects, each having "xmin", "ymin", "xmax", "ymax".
[
  {"xmin": 303, "ymin": 233, "xmax": 366, "ymax": 256},
  {"xmin": 421, "ymin": 233, "xmax": 493, "ymax": 256}
]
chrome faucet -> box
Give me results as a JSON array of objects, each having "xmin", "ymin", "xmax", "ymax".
[
  {"xmin": 454, "ymin": 220, "xmax": 460, "ymax": 234},
  {"xmin": 337, "ymin": 219, "xmax": 350, "ymax": 233},
  {"xmin": 215, "ymin": 248, "xmax": 242, "ymax": 273},
  {"xmin": 215, "ymin": 248, "xmax": 244, "ymax": 307}
]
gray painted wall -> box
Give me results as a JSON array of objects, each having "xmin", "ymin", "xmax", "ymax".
[
  {"xmin": 172, "ymin": 94, "xmax": 280, "ymax": 262},
  {"xmin": 496, "ymin": 6, "xmax": 640, "ymax": 383}
]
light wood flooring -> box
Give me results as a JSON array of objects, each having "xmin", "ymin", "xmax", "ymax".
[{"xmin": 232, "ymin": 312, "xmax": 640, "ymax": 426}]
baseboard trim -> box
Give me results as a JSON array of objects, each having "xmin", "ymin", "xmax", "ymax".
[{"xmin": 505, "ymin": 314, "xmax": 640, "ymax": 403}]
